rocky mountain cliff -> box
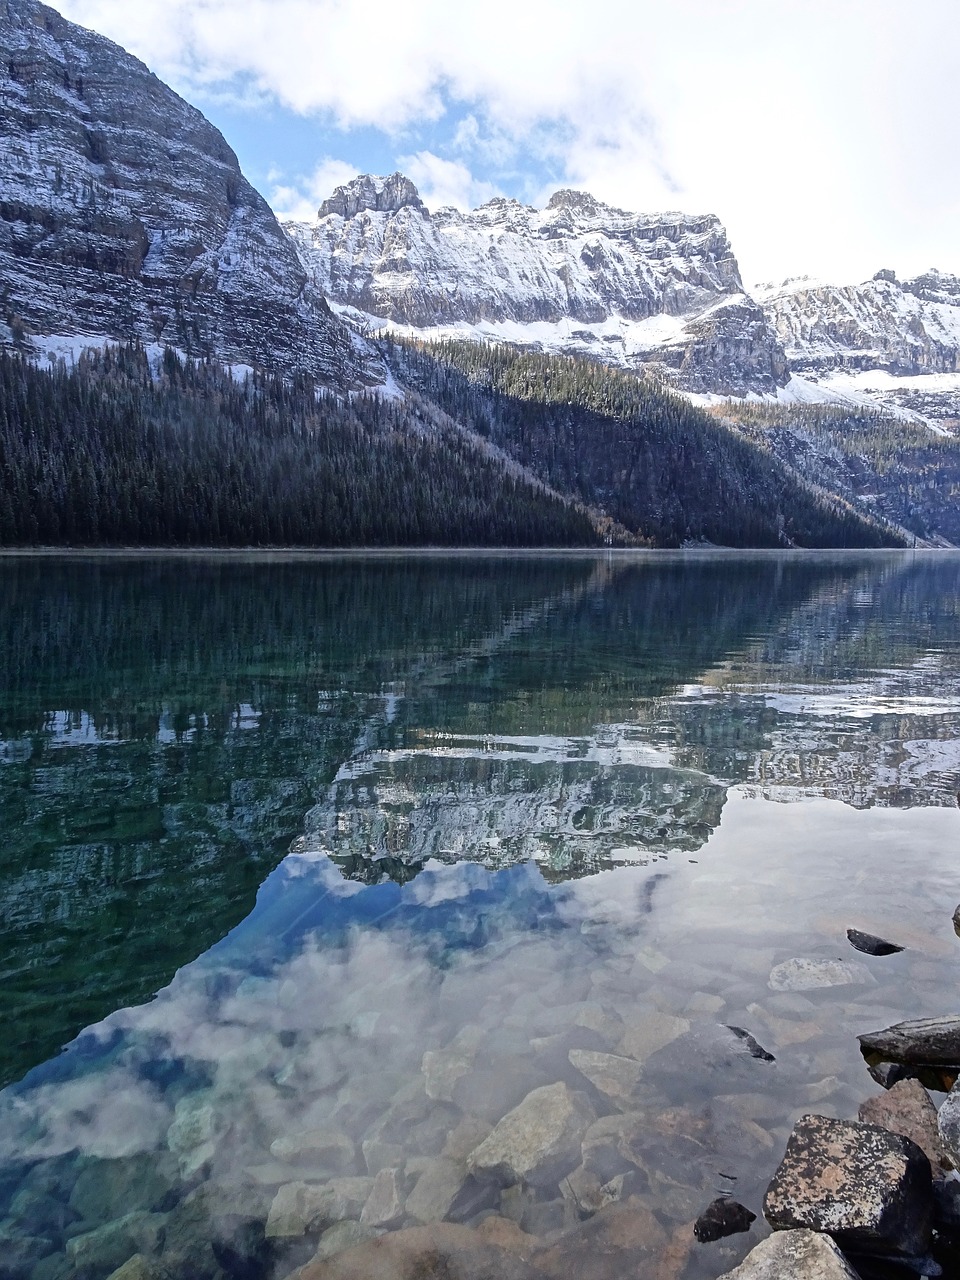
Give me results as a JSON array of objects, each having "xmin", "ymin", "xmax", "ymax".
[
  {"xmin": 757, "ymin": 270, "xmax": 960, "ymax": 376},
  {"xmin": 0, "ymin": 0, "xmax": 378, "ymax": 386},
  {"xmin": 285, "ymin": 174, "xmax": 789, "ymax": 396}
]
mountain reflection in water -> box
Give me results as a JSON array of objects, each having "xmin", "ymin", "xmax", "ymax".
[{"xmin": 1, "ymin": 551, "xmax": 959, "ymax": 1280}]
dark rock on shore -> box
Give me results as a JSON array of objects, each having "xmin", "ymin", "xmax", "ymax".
[
  {"xmin": 847, "ymin": 929, "xmax": 904, "ymax": 957},
  {"xmin": 694, "ymin": 1197, "xmax": 757, "ymax": 1242},
  {"xmin": 764, "ymin": 1114, "xmax": 933, "ymax": 1261},
  {"xmin": 859, "ymin": 1017, "xmax": 960, "ymax": 1068}
]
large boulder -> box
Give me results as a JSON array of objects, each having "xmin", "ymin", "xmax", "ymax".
[
  {"xmin": 717, "ymin": 1228, "xmax": 859, "ymax": 1278},
  {"xmin": 467, "ymin": 1082, "xmax": 595, "ymax": 1189},
  {"xmin": 764, "ymin": 1114, "xmax": 932, "ymax": 1261},
  {"xmin": 859, "ymin": 1079, "xmax": 947, "ymax": 1172}
]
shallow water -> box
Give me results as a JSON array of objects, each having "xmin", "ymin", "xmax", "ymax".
[{"xmin": 1, "ymin": 550, "xmax": 960, "ymax": 1280}]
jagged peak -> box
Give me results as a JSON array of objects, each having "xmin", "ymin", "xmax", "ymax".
[
  {"xmin": 318, "ymin": 173, "xmax": 426, "ymax": 220},
  {"xmin": 546, "ymin": 189, "xmax": 608, "ymax": 215}
]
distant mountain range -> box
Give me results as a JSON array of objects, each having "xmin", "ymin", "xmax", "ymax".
[{"xmin": 0, "ymin": 0, "xmax": 956, "ymax": 547}]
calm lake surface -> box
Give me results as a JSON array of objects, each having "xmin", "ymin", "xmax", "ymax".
[{"xmin": 1, "ymin": 551, "xmax": 959, "ymax": 1280}]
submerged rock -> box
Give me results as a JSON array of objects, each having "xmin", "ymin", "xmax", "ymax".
[
  {"xmin": 768, "ymin": 958, "xmax": 872, "ymax": 991},
  {"xmin": 359, "ymin": 1169, "xmax": 404, "ymax": 1229},
  {"xmin": 567, "ymin": 1050, "xmax": 643, "ymax": 1107},
  {"xmin": 847, "ymin": 929, "xmax": 904, "ymax": 957},
  {"xmin": 764, "ymin": 1114, "xmax": 932, "ymax": 1260},
  {"xmin": 265, "ymin": 1178, "xmax": 372, "ymax": 1238},
  {"xmin": 725, "ymin": 1027, "xmax": 775, "ymax": 1062},
  {"xmin": 693, "ymin": 1197, "xmax": 756, "ymax": 1242},
  {"xmin": 717, "ymin": 1228, "xmax": 859, "ymax": 1278},
  {"xmin": 289, "ymin": 1221, "xmax": 540, "ymax": 1280},
  {"xmin": 467, "ymin": 1082, "xmax": 595, "ymax": 1188},
  {"xmin": 859, "ymin": 1079, "xmax": 946, "ymax": 1172},
  {"xmin": 529, "ymin": 1200, "xmax": 669, "ymax": 1280}
]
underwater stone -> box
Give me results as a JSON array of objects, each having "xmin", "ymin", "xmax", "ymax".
[
  {"xmin": 693, "ymin": 1197, "xmax": 756, "ymax": 1242},
  {"xmin": 567, "ymin": 1050, "xmax": 643, "ymax": 1107},
  {"xmin": 404, "ymin": 1157, "xmax": 470, "ymax": 1224},
  {"xmin": 467, "ymin": 1082, "xmax": 596, "ymax": 1189},
  {"xmin": 768, "ymin": 958, "xmax": 872, "ymax": 991},
  {"xmin": 359, "ymin": 1168, "xmax": 404, "ymax": 1228}
]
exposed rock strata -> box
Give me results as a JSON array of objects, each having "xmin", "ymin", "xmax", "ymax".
[
  {"xmin": 0, "ymin": 0, "xmax": 377, "ymax": 387},
  {"xmin": 286, "ymin": 173, "xmax": 788, "ymax": 394}
]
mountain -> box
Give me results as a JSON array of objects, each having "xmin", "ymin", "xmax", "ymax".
[
  {"xmin": 0, "ymin": 0, "xmax": 377, "ymax": 387},
  {"xmin": 285, "ymin": 173, "xmax": 789, "ymax": 396}
]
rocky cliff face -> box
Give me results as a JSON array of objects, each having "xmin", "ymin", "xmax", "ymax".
[
  {"xmin": 286, "ymin": 175, "xmax": 788, "ymax": 395},
  {"xmin": 0, "ymin": 0, "xmax": 378, "ymax": 386},
  {"xmin": 757, "ymin": 271, "xmax": 960, "ymax": 376}
]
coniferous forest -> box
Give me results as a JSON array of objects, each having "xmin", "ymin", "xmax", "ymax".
[
  {"xmin": 0, "ymin": 346, "xmax": 600, "ymax": 547},
  {"xmin": 0, "ymin": 340, "xmax": 907, "ymax": 548}
]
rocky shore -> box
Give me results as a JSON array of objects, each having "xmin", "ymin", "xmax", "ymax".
[{"xmin": 5, "ymin": 892, "xmax": 960, "ymax": 1280}]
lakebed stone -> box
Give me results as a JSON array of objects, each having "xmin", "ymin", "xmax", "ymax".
[
  {"xmin": 266, "ymin": 1178, "xmax": 373, "ymax": 1238},
  {"xmin": 717, "ymin": 1227, "xmax": 859, "ymax": 1278},
  {"xmin": 764, "ymin": 1114, "xmax": 932, "ymax": 1260},
  {"xmin": 359, "ymin": 1169, "xmax": 405, "ymax": 1229},
  {"xmin": 467, "ymin": 1082, "xmax": 595, "ymax": 1188},
  {"xmin": 567, "ymin": 1050, "xmax": 643, "ymax": 1107},
  {"xmin": 768, "ymin": 958, "xmax": 872, "ymax": 992},
  {"xmin": 289, "ymin": 1221, "xmax": 541, "ymax": 1280}
]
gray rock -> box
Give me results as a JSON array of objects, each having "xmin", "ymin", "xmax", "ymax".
[
  {"xmin": 717, "ymin": 1228, "xmax": 859, "ymax": 1278},
  {"xmin": 768, "ymin": 957, "xmax": 872, "ymax": 991},
  {"xmin": 859, "ymin": 1079, "xmax": 946, "ymax": 1171},
  {"xmin": 937, "ymin": 1080, "xmax": 960, "ymax": 1170},
  {"xmin": 167, "ymin": 1092, "xmax": 221, "ymax": 1179},
  {"xmin": 860, "ymin": 1015, "xmax": 960, "ymax": 1066},
  {"xmin": 359, "ymin": 1168, "xmax": 404, "ymax": 1228},
  {"xmin": 567, "ymin": 1050, "xmax": 642, "ymax": 1107},
  {"xmin": 421, "ymin": 1049, "xmax": 472, "ymax": 1102},
  {"xmin": 269, "ymin": 1130, "xmax": 356, "ymax": 1172},
  {"xmin": 66, "ymin": 1211, "xmax": 166, "ymax": 1273},
  {"xmin": 308, "ymin": 1220, "xmax": 382, "ymax": 1263},
  {"xmin": 467, "ymin": 1082, "xmax": 596, "ymax": 1189},
  {"xmin": 69, "ymin": 1153, "xmax": 178, "ymax": 1223},
  {"xmin": 764, "ymin": 1114, "xmax": 932, "ymax": 1259},
  {"xmin": 404, "ymin": 1157, "xmax": 470, "ymax": 1224},
  {"xmin": 265, "ymin": 1178, "xmax": 372, "ymax": 1238},
  {"xmin": 0, "ymin": 1230, "xmax": 55, "ymax": 1279},
  {"xmin": 0, "ymin": 0, "xmax": 376, "ymax": 389}
]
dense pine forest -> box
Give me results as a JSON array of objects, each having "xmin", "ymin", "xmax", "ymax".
[
  {"xmin": 390, "ymin": 339, "xmax": 902, "ymax": 548},
  {"xmin": 0, "ymin": 340, "xmax": 910, "ymax": 548},
  {"xmin": 0, "ymin": 347, "xmax": 600, "ymax": 547},
  {"xmin": 717, "ymin": 401, "xmax": 960, "ymax": 545}
]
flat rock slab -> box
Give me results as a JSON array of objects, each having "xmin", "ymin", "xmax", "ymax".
[
  {"xmin": 859, "ymin": 1079, "xmax": 946, "ymax": 1172},
  {"xmin": 694, "ymin": 1197, "xmax": 756, "ymax": 1242},
  {"xmin": 859, "ymin": 1015, "xmax": 960, "ymax": 1067},
  {"xmin": 768, "ymin": 957, "xmax": 872, "ymax": 991},
  {"xmin": 717, "ymin": 1228, "xmax": 859, "ymax": 1278},
  {"xmin": 568, "ymin": 1050, "xmax": 643, "ymax": 1106},
  {"xmin": 847, "ymin": 928, "xmax": 904, "ymax": 956},
  {"xmin": 467, "ymin": 1081, "xmax": 595, "ymax": 1189},
  {"xmin": 764, "ymin": 1113, "xmax": 932, "ymax": 1259}
]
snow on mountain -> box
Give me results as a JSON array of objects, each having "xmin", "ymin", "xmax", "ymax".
[
  {"xmin": 756, "ymin": 270, "xmax": 960, "ymax": 421},
  {"xmin": 0, "ymin": 0, "xmax": 381, "ymax": 388},
  {"xmin": 285, "ymin": 175, "xmax": 789, "ymax": 396}
]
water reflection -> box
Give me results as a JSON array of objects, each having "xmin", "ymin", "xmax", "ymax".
[{"xmin": 1, "ymin": 551, "xmax": 960, "ymax": 1280}]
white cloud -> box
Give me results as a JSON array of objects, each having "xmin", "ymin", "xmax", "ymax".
[
  {"xmin": 397, "ymin": 151, "xmax": 499, "ymax": 212},
  {"xmin": 53, "ymin": 0, "xmax": 960, "ymax": 283},
  {"xmin": 269, "ymin": 157, "xmax": 360, "ymax": 221}
]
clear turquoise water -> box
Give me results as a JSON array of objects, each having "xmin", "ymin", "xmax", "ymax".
[{"xmin": 1, "ymin": 551, "xmax": 959, "ymax": 1280}]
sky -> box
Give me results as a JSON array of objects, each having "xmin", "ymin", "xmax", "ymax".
[{"xmin": 55, "ymin": 0, "xmax": 960, "ymax": 288}]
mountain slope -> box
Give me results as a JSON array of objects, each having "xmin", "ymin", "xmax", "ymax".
[
  {"xmin": 285, "ymin": 173, "xmax": 788, "ymax": 395},
  {"xmin": 389, "ymin": 339, "xmax": 902, "ymax": 548},
  {"xmin": 0, "ymin": 0, "xmax": 377, "ymax": 387}
]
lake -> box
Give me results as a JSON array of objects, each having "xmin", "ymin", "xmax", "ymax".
[{"xmin": 1, "ymin": 550, "xmax": 959, "ymax": 1280}]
